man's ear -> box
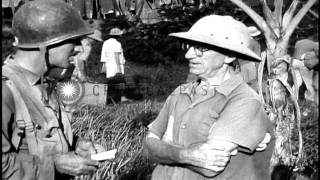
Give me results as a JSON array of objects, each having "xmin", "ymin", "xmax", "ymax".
[{"xmin": 224, "ymin": 56, "xmax": 236, "ymax": 64}]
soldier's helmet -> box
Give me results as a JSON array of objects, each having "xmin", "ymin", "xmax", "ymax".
[{"xmin": 12, "ymin": 0, "xmax": 93, "ymax": 48}]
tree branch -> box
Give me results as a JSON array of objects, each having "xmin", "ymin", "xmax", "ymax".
[
  {"xmin": 259, "ymin": 0, "xmax": 279, "ymax": 36},
  {"xmin": 308, "ymin": 9, "xmax": 319, "ymax": 18},
  {"xmin": 229, "ymin": 0, "xmax": 277, "ymax": 40},
  {"xmin": 260, "ymin": 0, "xmax": 274, "ymax": 23},
  {"xmin": 274, "ymin": 0, "xmax": 283, "ymax": 25},
  {"xmin": 283, "ymin": 0, "xmax": 317, "ymax": 41},
  {"xmin": 282, "ymin": 0, "xmax": 299, "ymax": 30}
]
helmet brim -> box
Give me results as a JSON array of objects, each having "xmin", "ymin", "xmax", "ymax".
[
  {"xmin": 170, "ymin": 32, "xmax": 261, "ymax": 62},
  {"xmin": 14, "ymin": 27, "xmax": 94, "ymax": 49}
]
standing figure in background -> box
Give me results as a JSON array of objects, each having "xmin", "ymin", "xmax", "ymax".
[
  {"xmin": 292, "ymin": 35, "xmax": 318, "ymax": 115},
  {"xmin": 101, "ymin": 27, "xmax": 130, "ymax": 102},
  {"xmin": 301, "ymin": 36, "xmax": 319, "ymax": 107},
  {"xmin": 101, "ymin": 27, "xmax": 126, "ymax": 78},
  {"xmin": 72, "ymin": 30, "xmax": 103, "ymax": 81}
]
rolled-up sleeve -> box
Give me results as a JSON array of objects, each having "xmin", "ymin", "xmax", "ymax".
[
  {"xmin": 208, "ymin": 98, "xmax": 268, "ymax": 152},
  {"xmin": 148, "ymin": 95, "xmax": 175, "ymax": 138}
]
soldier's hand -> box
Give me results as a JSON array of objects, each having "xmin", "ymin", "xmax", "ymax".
[
  {"xmin": 75, "ymin": 139, "xmax": 106, "ymax": 158},
  {"xmin": 54, "ymin": 152, "xmax": 99, "ymax": 176}
]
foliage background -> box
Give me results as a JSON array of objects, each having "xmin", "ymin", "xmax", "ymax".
[{"xmin": 1, "ymin": 1, "xmax": 318, "ymax": 179}]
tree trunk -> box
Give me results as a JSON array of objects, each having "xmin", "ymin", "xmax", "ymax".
[
  {"xmin": 229, "ymin": 0, "xmax": 317, "ymax": 173},
  {"xmin": 265, "ymin": 43, "xmax": 299, "ymax": 170}
]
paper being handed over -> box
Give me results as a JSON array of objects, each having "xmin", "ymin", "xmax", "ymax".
[{"xmin": 91, "ymin": 149, "xmax": 117, "ymax": 161}]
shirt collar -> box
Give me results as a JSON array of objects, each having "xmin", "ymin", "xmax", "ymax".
[
  {"xmin": 180, "ymin": 73, "xmax": 244, "ymax": 97},
  {"xmin": 4, "ymin": 56, "xmax": 41, "ymax": 86},
  {"xmin": 215, "ymin": 74, "xmax": 244, "ymax": 96}
]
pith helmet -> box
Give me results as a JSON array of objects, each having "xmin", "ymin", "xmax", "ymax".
[
  {"xmin": 169, "ymin": 15, "xmax": 261, "ymax": 61},
  {"xmin": 12, "ymin": 0, "xmax": 93, "ymax": 48}
]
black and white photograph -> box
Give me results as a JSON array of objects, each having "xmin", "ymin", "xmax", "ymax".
[{"xmin": 2, "ymin": 0, "xmax": 318, "ymax": 179}]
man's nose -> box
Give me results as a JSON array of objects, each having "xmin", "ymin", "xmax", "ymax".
[
  {"xmin": 185, "ymin": 47, "xmax": 197, "ymax": 59},
  {"xmin": 70, "ymin": 45, "xmax": 83, "ymax": 57},
  {"xmin": 74, "ymin": 45, "xmax": 83, "ymax": 53}
]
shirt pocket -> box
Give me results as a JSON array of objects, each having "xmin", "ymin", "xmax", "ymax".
[{"xmin": 195, "ymin": 109, "xmax": 220, "ymax": 140}]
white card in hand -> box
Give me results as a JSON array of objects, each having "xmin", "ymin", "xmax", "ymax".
[{"xmin": 91, "ymin": 149, "xmax": 117, "ymax": 161}]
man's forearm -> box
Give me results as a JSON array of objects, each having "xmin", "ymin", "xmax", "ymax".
[
  {"xmin": 185, "ymin": 165, "xmax": 220, "ymax": 178},
  {"xmin": 144, "ymin": 137, "xmax": 222, "ymax": 177},
  {"xmin": 144, "ymin": 137, "xmax": 183, "ymax": 165}
]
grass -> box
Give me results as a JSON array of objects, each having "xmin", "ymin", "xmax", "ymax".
[
  {"xmin": 69, "ymin": 97, "xmax": 318, "ymax": 180},
  {"xmin": 70, "ymin": 101, "xmax": 163, "ymax": 180}
]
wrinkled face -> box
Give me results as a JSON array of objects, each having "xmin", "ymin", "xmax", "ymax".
[
  {"xmin": 48, "ymin": 39, "xmax": 82, "ymax": 68},
  {"xmin": 185, "ymin": 43, "xmax": 227, "ymax": 79}
]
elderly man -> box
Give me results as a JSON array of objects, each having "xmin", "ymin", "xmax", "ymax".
[
  {"xmin": 186, "ymin": 25, "xmax": 262, "ymax": 92},
  {"xmin": 144, "ymin": 15, "xmax": 274, "ymax": 180},
  {"xmin": 2, "ymin": 1, "xmax": 105, "ymax": 180}
]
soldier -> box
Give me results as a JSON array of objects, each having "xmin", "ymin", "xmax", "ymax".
[{"xmin": 2, "ymin": 1, "xmax": 105, "ymax": 180}]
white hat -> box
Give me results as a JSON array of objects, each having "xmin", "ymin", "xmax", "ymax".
[
  {"xmin": 169, "ymin": 15, "xmax": 261, "ymax": 61},
  {"xmin": 109, "ymin": 28, "xmax": 124, "ymax": 36}
]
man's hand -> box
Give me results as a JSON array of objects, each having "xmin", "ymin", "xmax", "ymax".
[
  {"xmin": 54, "ymin": 152, "xmax": 99, "ymax": 176},
  {"xmin": 180, "ymin": 142, "xmax": 231, "ymax": 171},
  {"xmin": 75, "ymin": 139, "xmax": 106, "ymax": 158},
  {"xmin": 256, "ymin": 133, "xmax": 271, "ymax": 151}
]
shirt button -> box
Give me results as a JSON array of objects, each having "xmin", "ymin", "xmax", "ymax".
[{"xmin": 181, "ymin": 124, "xmax": 186, "ymax": 129}]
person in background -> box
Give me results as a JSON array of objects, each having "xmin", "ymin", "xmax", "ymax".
[
  {"xmin": 292, "ymin": 35, "xmax": 318, "ymax": 115},
  {"xmin": 101, "ymin": 27, "xmax": 126, "ymax": 79},
  {"xmin": 100, "ymin": 27, "xmax": 130, "ymax": 102},
  {"xmin": 301, "ymin": 35, "xmax": 319, "ymax": 107},
  {"xmin": 144, "ymin": 15, "xmax": 274, "ymax": 180},
  {"xmin": 72, "ymin": 30, "xmax": 103, "ymax": 81},
  {"xmin": 2, "ymin": 1, "xmax": 106, "ymax": 180}
]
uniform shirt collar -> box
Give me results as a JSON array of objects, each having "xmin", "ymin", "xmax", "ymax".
[{"xmin": 4, "ymin": 56, "xmax": 41, "ymax": 86}]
